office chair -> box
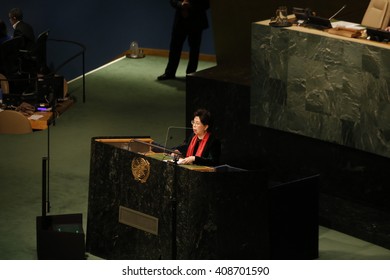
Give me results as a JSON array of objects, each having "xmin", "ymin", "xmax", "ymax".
[
  {"xmin": 20, "ymin": 30, "xmax": 50, "ymax": 75},
  {"xmin": 0, "ymin": 36, "xmax": 24, "ymax": 75},
  {"xmin": 361, "ymin": 0, "xmax": 390, "ymax": 29},
  {"xmin": 0, "ymin": 36, "xmax": 32, "ymax": 98},
  {"xmin": 0, "ymin": 73, "xmax": 9, "ymax": 94},
  {"xmin": 0, "ymin": 110, "xmax": 33, "ymax": 134},
  {"xmin": 0, "ymin": 31, "xmax": 50, "ymax": 105}
]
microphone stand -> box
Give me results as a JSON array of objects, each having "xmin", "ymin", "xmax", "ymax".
[
  {"xmin": 329, "ymin": 4, "xmax": 347, "ymax": 20},
  {"xmin": 46, "ymin": 118, "xmax": 52, "ymax": 215},
  {"xmin": 41, "ymin": 104, "xmax": 53, "ymax": 230}
]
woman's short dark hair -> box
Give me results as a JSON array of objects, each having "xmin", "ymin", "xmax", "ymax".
[{"xmin": 194, "ymin": 108, "xmax": 213, "ymax": 131}]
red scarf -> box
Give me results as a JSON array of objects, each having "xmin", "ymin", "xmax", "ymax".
[{"xmin": 186, "ymin": 132, "xmax": 210, "ymax": 157}]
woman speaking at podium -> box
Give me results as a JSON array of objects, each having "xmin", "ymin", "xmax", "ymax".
[{"xmin": 174, "ymin": 108, "xmax": 221, "ymax": 166}]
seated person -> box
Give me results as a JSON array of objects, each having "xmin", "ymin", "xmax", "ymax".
[
  {"xmin": 173, "ymin": 108, "xmax": 221, "ymax": 166},
  {"xmin": 8, "ymin": 7, "xmax": 35, "ymax": 50}
]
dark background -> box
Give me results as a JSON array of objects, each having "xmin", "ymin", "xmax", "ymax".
[
  {"xmin": 2, "ymin": 0, "xmax": 213, "ymax": 80},
  {"xmin": 2, "ymin": 0, "xmax": 371, "ymax": 80}
]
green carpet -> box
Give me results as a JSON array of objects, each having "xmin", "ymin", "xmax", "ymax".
[{"xmin": 0, "ymin": 55, "xmax": 216, "ymax": 259}]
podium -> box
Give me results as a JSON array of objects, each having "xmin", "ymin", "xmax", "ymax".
[{"xmin": 86, "ymin": 136, "xmax": 318, "ymax": 259}]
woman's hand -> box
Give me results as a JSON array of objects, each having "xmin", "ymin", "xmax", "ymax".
[
  {"xmin": 178, "ymin": 156, "xmax": 195, "ymax": 165},
  {"xmin": 170, "ymin": 150, "xmax": 181, "ymax": 157}
]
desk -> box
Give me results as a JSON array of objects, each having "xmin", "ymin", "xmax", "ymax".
[
  {"xmin": 251, "ymin": 19, "xmax": 390, "ymax": 158},
  {"xmin": 27, "ymin": 98, "xmax": 74, "ymax": 130},
  {"xmin": 28, "ymin": 112, "xmax": 53, "ymax": 130}
]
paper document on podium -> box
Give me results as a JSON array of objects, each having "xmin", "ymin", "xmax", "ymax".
[{"xmin": 331, "ymin": 21, "xmax": 365, "ymax": 30}]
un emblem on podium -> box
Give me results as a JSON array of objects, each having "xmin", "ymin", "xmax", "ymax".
[{"xmin": 131, "ymin": 157, "xmax": 150, "ymax": 183}]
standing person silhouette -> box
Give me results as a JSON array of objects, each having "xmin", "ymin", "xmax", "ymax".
[{"xmin": 157, "ymin": 0, "xmax": 210, "ymax": 80}]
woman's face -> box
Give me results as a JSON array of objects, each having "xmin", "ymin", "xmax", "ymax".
[{"xmin": 192, "ymin": 116, "xmax": 208, "ymax": 137}]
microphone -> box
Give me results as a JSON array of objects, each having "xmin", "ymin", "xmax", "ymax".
[
  {"xmin": 163, "ymin": 126, "xmax": 192, "ymax": 156},
  {"xmin": 329, "ymin": 4, "xmax": 347, "ymax": 20}
]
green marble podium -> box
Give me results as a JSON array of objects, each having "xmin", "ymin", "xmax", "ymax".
[
  {"xmin": 86, "ymin": 137, "xmax": 270, "ymax": 259},
  {"xmin": 251, "ymin": 19, "xmax": 390, "ymax": 159}
]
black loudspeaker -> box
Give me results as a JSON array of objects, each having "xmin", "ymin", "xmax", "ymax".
[{"xmin": 36, "ymin": 213, "xmax": 86, "ymax": 260}]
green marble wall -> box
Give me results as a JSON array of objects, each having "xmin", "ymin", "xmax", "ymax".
[{"xmin": 251, "ymin": 23, "xmax": 390, "ymax": 158}]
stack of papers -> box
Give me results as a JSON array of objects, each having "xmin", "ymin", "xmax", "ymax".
[
  {"xmin": 28, "ymin": 114, "xmax": 44, "ymax": 120},
  {"xmin": 331, "ymin": 21, "xmax": 366, "ymax": 30}
]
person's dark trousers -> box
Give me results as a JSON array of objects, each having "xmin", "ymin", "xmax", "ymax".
[
  {"xmin": 164, "ymin": 27, "xmax": 203, "ymax": 76},
  {"xmin": 187, "ymin": 29, "xmax": 202, "ymax": 74}
]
